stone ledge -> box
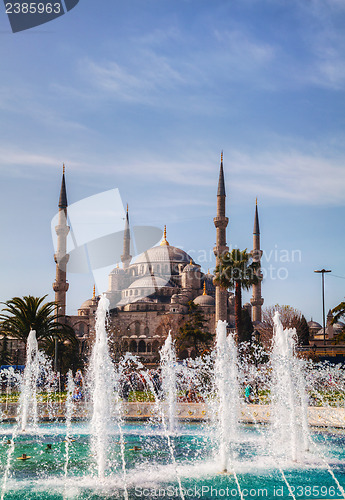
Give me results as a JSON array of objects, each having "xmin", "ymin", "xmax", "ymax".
[{"xmin": 1, "ymin": 402, "xmax": 345, "ymax": 428}]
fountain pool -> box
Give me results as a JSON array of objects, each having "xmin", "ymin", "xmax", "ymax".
[{"xmin": 0, "ymin": 422, "xmax": 344, "ymax": 499}]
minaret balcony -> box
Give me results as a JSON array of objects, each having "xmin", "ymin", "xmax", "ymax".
[
  {"xmin": 213, "ymin": 246, "xmax": 229, "ymax": 258},
  {"xmin": 53, "ymin": 281, "xmax": 69, "ymax": 293},
  {"xmin": 213, "ymin": 216, "xmax": 229, "ymax": 229},
  {"xmin": 55, "ymin": 225, "xmax": 70, "ymax": 236},
  {"xmin": 250, "ymin": 297, "xmax": 264, "ymax": 307},
  {"xmin": 54, "ymin": 253, "xmax": 70, "ymax": 267},
  {"xmin": 250, "ymin": 249, "xmax": 263, "ymax": 260}
]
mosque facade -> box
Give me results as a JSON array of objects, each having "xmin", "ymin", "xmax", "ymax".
[{"xmin": 53, "ymin": 156, "xmax": 264, "ymax": 364}]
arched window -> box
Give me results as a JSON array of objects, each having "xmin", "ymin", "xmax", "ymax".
[
  {"xmin": 129, "ymin": 340, "xmax": 137, "ymax": 352},
  {"xmin": 138, "ymin": 340, "xmax": 146, "ymax": 353},
  {"xmin": 135, "ymin": 322, "xmax": 140, "ymax": 335},
  {"xmin": 144, "ymin": 326, "xmax": 149, "ymax": 336}
]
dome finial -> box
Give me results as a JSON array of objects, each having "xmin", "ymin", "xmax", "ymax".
[
  {"xmin": 160, "ymin": 225, "xmax": 169, "ymax": 246},
  {"xmin": 92, "ymin": 284, "xmax": 96, "ymax": 299},
  {"xmin": 203, "ymin": 281, "xmax": 207, "ymax": 295}
]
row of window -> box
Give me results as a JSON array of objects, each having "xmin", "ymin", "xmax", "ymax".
[{"xmin": 122, "ymin": 340, "xmax": 160, "ymax": 353}]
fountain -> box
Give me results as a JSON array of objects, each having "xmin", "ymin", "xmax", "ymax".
[
  {"xmin": 0, "ymin": 309, "xmax": 344, "ymax": 499},
  {"xmin": 214, "ymin": 320, "xmax": 240, "ymax": 473},
  {"xmin": 270, "ymin": 312, "xmax": 310, "ymax": 462},
  {"xmin": 88, "ymin": 294, "xmax": 116, "ymax": 479},
  {"xmin": 160, "ymin": 331, "xmax": 178, "ymax": 434}
]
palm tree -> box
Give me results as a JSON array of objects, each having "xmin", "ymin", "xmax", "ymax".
[
  {"xmin": 331, "ymin": 301, "xmax": 345, "ymax": 323},
  {"xmin": 214, "ymin": 249, "xmax": 261, "ymax": 343},
  {"xmin": 0, "ymin": 295, "xmax": 77, "ymax": 368}
]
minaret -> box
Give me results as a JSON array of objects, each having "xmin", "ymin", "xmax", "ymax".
[
  {"xmin": 213, "ymin": 152, "xmax": 229, "ymax": 324},
  {"xmin": 121, "ymin": 204, "xmax": 132, "ymax": 269},
  {"xmin": 250, "ymin": 199, "xmax": 264, "ymax": 322},
  {"xmin": 52, "ymin": 165, "xmax": 70, "ymax": 318}
]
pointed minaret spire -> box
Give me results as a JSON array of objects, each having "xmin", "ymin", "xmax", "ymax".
[
  {"xmin": 92, "ymin": 284, "xmax": 96, "ymax": 299},
  {"xmin": 253, "ymin": 197, "xmax": 260, "ymax": 235},
  {"xmin": 59, "ymin": 164, "xmax": 68, "ymax": 209},
  {"xmin": 203, "ymin": 281, "xmax": 207, "ymax": 295},
  {"xmin": 53, "ymin": 165, "xmax": 70, "ymax": 321},
  {"xmin": 217, "ymin": 151, "xmax": 226, "ymax": 197},
  {"xmin": 251, "ymin": 199, "xmax": 264, "ymax": 323},
  {"xmin": 121, "ymin": 203, "xmax": 132, "ymax": 269},
  {"xmin": 213, "ymin": 152, "xmax": 229, "ymax": 324}
]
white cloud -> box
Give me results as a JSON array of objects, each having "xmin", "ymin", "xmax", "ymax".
[
  {"xmin": 83, "ymin": 50, "xmax": 186, "ymax": 104},
  {"xmin": 228, "ymin": 149, "xmax": 345, "ymax": 205}
]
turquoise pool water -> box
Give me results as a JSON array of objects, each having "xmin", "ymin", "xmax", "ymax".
[{"xmin": 0, "ymin": 423, "xmax": 344, "ymax": 499}]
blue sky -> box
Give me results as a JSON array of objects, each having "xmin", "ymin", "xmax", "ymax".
[{"xmin": 0, "ymin": 0, "xmax": 344, "ymax": 322}]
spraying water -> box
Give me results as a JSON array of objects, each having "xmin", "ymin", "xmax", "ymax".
[
  {"xmin": 64, "ymin": 370, "xmax": 75, "ymax": 478},
  {"xmin": 214, "ymin": 320, "xmax": 240, "ymax": 473},
  {"xmin": 88, "ymin": 294, "xmax": 116, "ymax": 480},
  {"xmin": 19, "ymin": 330, "xmax": 40, "ymax": 432},
  {"xmin": 1, "ymin": 330, "xmax": 42, "ymax": 500},
  {"xmin": 270, "ymin": 312, "xmax": 310, "ymax": 462},
  {"xmin": 160, "ymin": 331, "xmax": 177, "ymax": 433}
]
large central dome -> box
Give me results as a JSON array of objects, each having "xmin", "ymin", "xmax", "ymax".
[{"xmin": 134, "ymin": 245, "xmax": 194, "ymax": 265}]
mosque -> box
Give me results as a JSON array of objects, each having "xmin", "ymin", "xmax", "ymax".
[{"xmin": 53, "ymin": 155, "xmax": 264, "ymax": 363}]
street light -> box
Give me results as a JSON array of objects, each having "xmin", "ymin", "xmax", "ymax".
[{"xmin": 314, "ymin": 269, "xmax": 331, "ymax": 346}]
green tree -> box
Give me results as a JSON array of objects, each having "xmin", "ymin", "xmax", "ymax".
[
  {"xmin": 0, "ymin": 295, "xmax": 77, "ymax": 371},
  {"xmin": 214, "ymin": 249, "xmax": 260, "ymax": 343},
  {"xmin": 241, "ymin": 308, "xmax": 254, "ymax": 343},
  {"xmin": 43, "ymin": 336, "xmax": 80, "ymax": 373},
  {"xmin": 331, "ymin": 301, "xmax": 345, "ymax": 323},
  {"xmin": 0, "ymin": 335, "xmax": 12, "ymax": 366},
  {"xmin": 296, "ymin": 315, "xmax": 310, "ymax": 346},
  {"xmin": 176, "ymin": 301, "xmax": 214, "ymax": 358}
]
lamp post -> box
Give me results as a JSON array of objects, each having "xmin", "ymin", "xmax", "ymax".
[{"xmin": 314, "ymin": 269, "xmax": 331, "ymax": 346}]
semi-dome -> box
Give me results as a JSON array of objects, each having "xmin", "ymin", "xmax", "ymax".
[{"xmin": 128, "ymin": 276, "xmax": 173, "ymax": 289}]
